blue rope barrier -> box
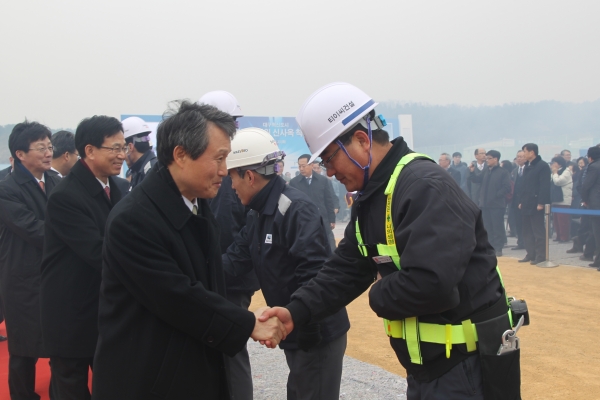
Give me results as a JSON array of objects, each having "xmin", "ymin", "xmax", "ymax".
[{"xmin": 550, "ymin": 207, "xmax": 600, "ymax": 216}]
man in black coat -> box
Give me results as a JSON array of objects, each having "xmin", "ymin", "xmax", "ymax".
[
  {"xmin": 0, "ymin": 121, "xmax": 61, "ymax": 400},
  {"xmin": 468, "ymin": 150, "xmax": 511, "ymax": 256},
  {"xmin": 289, "ymin": 154, "xmax": 337, "ymax": 250},
  {"xmin": 92, "ymin": 101, "xmax": 286, "ymax": 400},
  {"xmin": 509, "ymin": 150, "xmax": 526, "ymax": 250},
  {"xmin": 580, "ymin": 146, "xmax": 600, "ymax": 269},
  {"xmin": 40, "ymin": 116, "xmax": 126, "ymax": 399},
  {"xmin": 467, "ymin": 148, "xmax": 486, "ymax": 205},
  {"xmin": 518, "ymin": 143, "xmax": 551, "ymax": 264}
]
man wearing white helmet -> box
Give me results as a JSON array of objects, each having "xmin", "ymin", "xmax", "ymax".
[
  {"xmin": 261, "ymin": 83, "xmax": 521, "ymax": 399},
  {"xmin": 223, "ymin": 128, "xmax": 349, "ymax": 400},
  {"xmin": 199, "ymin": 91, "xmax": 259, "ymax": 400},
  {"xmin": 122, "ymin": 116, "xmax": 157, "ymax": 189}
]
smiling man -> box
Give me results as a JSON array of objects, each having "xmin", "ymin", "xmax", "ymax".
[
  {"xmin": 92, "ymin": 102, "xmax": 286, "ymax": 400},
  {"xmin": 0, "ymin": 121, "xmax": 61, "ymax": 400},
  {"xmin": 40, "ymin": 116, "xmax": 125, "ymax": 399}
]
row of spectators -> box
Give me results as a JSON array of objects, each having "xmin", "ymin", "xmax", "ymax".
[{"xmin": 439, "ymin": 145, "xmax": 600, "ymax": 268}]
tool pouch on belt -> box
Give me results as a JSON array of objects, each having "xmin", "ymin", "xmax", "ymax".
[{"xmin": 475, "ymin": 314, "xmax": 521, "ymax": 400}]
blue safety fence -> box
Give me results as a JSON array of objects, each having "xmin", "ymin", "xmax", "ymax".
[{"xmin": 550, "ymin": 208, "xmax": 600, "ymax": 216}]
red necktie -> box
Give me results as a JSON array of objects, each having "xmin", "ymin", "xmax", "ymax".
[
  {"xmin": 104, "ymin": 186, "xmax": 111, "ymax": 200},
  {"xmin": 39, "ymin": 181, "xmax": 45, "ymax": 193}
]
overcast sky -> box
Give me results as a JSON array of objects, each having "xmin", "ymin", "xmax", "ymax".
[{"xmin": 1, "ymin": 0, "xmax": 599, "ymax": 128}]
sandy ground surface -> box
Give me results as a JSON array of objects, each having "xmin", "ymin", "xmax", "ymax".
[{"xmin": 250, "ymin": 255, "xmax": 600, "ymax": 399}]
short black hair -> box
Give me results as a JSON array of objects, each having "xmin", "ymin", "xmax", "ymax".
[
  {"xmin": 75, "ymin": 116, "xmax": 123, "ymax": 159},
  {"xmin": 51, "ymin": 130, "xmax": 76, "ymax": 159},
  {"xmin": 486, "ymin": 150, "xmax": 501, "ymax": 160},
  {"xmin": 157, "ymin": 100, "xmax": 236, "ymax": 166},
  {"xmin": 298, "ymin": 154, "xmax": 311, "ymax": 163},
  {"xmin": 452, "ymin": 152, "xmax": 462, "ymax": 158},
  {"xmin": 551, "ymin": 156, "xmax": 566, "ymax": 168},
  {"xmin": 522, "ymin": 143, "xmax": 539, "ymax": 156},
  {"xmin": 560, "ymin": 149, "xmax": 571, "ymax": 156},
  {"xmin": 9, "ymin": 120, "xmax": 52, "ymax": 160},
  {"xmin": 587, "ymin": 146, "xmax": 600, "ymax": 162}
]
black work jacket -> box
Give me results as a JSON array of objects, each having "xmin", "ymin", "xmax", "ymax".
[
  {"xmin": 0, "ymin": 163, "xmax": 61, "ymax": 357},
  {"xmin": 222, "ymin": 176, "xmax": 349, "ymax": 350},
  {"xmin": 519, "ymin": 155, "xmax": 551, "ymax": 214},
  {"xmin": 129, "ymin": 150, "xmax": 157, "ymax": 189},
  {"xmin": 92, "ymin": 166, "xmax": 255, "ymax": 400},
  {"xmin": 40, "ymin": 161, "xmax": 122, "ymax": 357},
  {"xmin": 470, "ymin": 165, "xmax": 511, "ymax": 209},
  {"xmin": 209, "ymin": 175, "xmax": 260, "ymax": 294},
  {"xmin": 287, "ymin": 138, "xmax": 503, "ymax": 382},
  {"xmin": 581, "ymin": 160, "xmax": 600, "ymax": 209}
]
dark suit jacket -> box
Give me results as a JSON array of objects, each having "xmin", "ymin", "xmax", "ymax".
[
  {"xmin": 40, "ymin": 160, "xmax": 123, "ymax": 357},
  {"xmin": 0, "ymin": 166, "xmax": 11, "ymax": 180},
  {"xmin": 520, "ymin": 155, "xmax": 551, "ymax": 215},
  {"xmin": 446, "ymin": 167, "xmax": 462, "ymax": 185},
  {"xmin": 581, "ymin": 160, "xmax": 600, "ymax": 210},
  {"xmin": 511, "ymin": 165, "xmax": 526, "ymax": 208},
  {"xmin": 112, "ymin": 175, "xmax": 130, "ymax": 196},
  {"xmin": 92, "ymin": 166, "xmax": 255, "ymax": 400},
  {"xmin": 0, "ymin": 163, "xmax": 61, "ymax": 357},
  {"xmin": 289, "ymin": 173, "xmax": 337, "ymax": 224},
  {"xmin": 470, "ymin": 165, "xmax": 511, "ymax": 209}
]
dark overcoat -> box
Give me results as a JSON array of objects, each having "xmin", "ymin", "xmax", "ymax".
[
  {"xmin": 0, "ymin": 162, "xmax": 60, "ymax": 356},
  {"xmin": 289, "ymin": 172, "xmax": 337, "ymax": 224},
  {"xmin": 581, "ymin": 160, "xmax": 600, "ymax": 210},
  {"xmin": 92, "ymin": 166, "xmax": 256, "ymax": 400},
  {"xmin": 520, "ymin": 155, "xmax": 551, "ymax": 214},
  {"xmin": 40, "ymin": 160, "xmax": 122, "ymax": 357}
]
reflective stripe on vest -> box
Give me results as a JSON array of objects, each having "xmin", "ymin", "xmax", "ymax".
[{"xmin": 355, "ymin": 152, "xmax": 508, "ymax": 365}]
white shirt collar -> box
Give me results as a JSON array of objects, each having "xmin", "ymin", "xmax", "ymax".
[
  {"xmin": 36, "ymin": 175, "xmax": 45, "ymax": 184},
  {"xmin": 96, "ymin": 178, "xmax": 110, "ymax": 190},
  {"xmin": 51, "ymin": 167, "xmax": 63, "ymax": 178},
  {"xmin": 182, "ymin": 196, "xmax": 198, "ymax": 213}
]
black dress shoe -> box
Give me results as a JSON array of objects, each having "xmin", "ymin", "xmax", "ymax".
[
  {"xmin": 589, "ymin": 263, "xmax": 600, "ymax": 268},
  {"xmin": 518, "ymin": 257, "xmax": 532, "ymax": 263},
  {"xmin": 0, "ymin": 335, "xmax": 7, "ymax": 342},
  {"xmin": 511, "ymin": 246, "xmax": 525, "ymax": 250}
]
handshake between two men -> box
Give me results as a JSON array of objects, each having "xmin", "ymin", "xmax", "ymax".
[{"xmin": 250, "ymin": 307, "xmax": 295, "ymax": 348}]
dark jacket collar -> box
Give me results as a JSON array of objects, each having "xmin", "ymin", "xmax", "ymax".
[
  {"xmin": 13, "ymin": 161, "xmax": 54, "ymax": 187},
  {"xmin": 131, "ymin": 150, "xmax": 156, "ymax": 173},
  {"xmin": 141, "ymin": 165, "xmax": 203, "ymax": 231},
  {"xmin": 356, "ymin": 138, "xmax": 411, "ymax": 203},
  {"xmin": 248, "ymin": 175, "xmax": 285, "ymax": 215},
  {"xmin": 527, "ymin": 155, "xmax": 542, "ymax": 167}
]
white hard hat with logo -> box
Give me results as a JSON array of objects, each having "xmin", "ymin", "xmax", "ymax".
[
  {"xmin": 296, "ymin": 82, "xmax": 379, "ymax": 164},
  {"xmin": 198, "ymin": 90, "xmax": 243, "ymax": 118},
  {"xmin": 122, "ymin": 116, "xmax": 152, "ymax": 140},
  {"xmin": 228, "ymin": 128, "xmax": 285, "ymax": 175}
]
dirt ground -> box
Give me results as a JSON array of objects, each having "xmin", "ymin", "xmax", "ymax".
[{"xmin": 250, "ymin": 257, "xmax": 600, "ymax": 399}]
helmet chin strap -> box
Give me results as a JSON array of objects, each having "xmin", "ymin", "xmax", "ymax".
[{"xmin": 335, "ymin": 115, "xmax": 373, "ymax": 193}]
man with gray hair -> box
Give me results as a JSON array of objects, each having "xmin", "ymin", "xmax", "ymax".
[
  {"xmin": 92, "ymin": 101, "xmax": 286, "ymax": 400},
  {"xmin": 438, "ymin": 153, "xmax": 461, "ymax": 184},
  {"xmin": 50, "ymin": 130, "xmax": 78, "ymax": 177}
]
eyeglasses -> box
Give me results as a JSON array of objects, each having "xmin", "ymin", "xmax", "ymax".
[
  {"xmin": 319, "ymin": 146, "xmax": 341, "ymax": 168},
  {"xmin": 99, "ymin": 146, "xmax": 127, "ymax": 154},
  {"xmin": 29, "ymin": 146, "xmax": 54, "ymax": 153}
]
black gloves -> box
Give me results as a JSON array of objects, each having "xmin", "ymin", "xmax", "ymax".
[{"xmin": 297, "ymin": 323, "xmax": 322, "ymax": 352}]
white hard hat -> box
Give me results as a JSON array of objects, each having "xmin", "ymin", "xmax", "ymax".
[
  {"xmin": 198, "ymin": 90, "xmax": 243, "ymax": 118},
  {"xmin": 296, "ymin": 82, "xmax": 378, "ymax": 163},
  {"xmin": 122, "ymin": 116, "xmax": 152, "ymax": 140},
  {"xmin": 228, "ymin": 128, "xmax": 285, "ymax": 174}
]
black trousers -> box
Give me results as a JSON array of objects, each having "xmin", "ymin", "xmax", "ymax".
[
  {"xmin": 8, "ymin": 355, "xmax": 49, "ymax": 400},
  {"xmin": 509, "ymin": 205, "xmax": 523, "ymax": 247},
  {"xmin": 407, "ymin": 355, "xmax": 484, "ymax": 400},
  {"xmin": 50, "ymin": 356, "xmax": 93, "ymax": 400},
  {"xmin": 482, "ymin": 208, "xmax": 506, "ymax": 252},
  {"xmin": 522, "ymin": 210, "xmax": 546, "ymax": 261},
  {"xmin": 224, "ymin": 290, "xmax": 254, "ymax": 400}
]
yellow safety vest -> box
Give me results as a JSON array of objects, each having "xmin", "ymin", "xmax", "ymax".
[{"xmin": 355, "ymin": 152, "xmax": 511, "ymax": 365}]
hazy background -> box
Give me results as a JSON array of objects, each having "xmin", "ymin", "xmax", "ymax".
[{"xmin": 1, "ymin": 0, "xmax": 599, "ymax": 163}]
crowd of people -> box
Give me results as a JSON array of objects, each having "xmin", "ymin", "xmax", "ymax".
[
  {"xmin": 439, "ymin": 146, "xmax": 600, "ymax": 268},
  {"xmin": 0, "ymin": 83, "xmax": 527, "ymax": 400}
]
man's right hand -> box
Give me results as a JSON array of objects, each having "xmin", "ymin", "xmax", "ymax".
[
  {"xmin": 258, "ymin": 307, "xmax": 294, "ymax": 337},
  {"xmin": 250, "ymin": 307, "xmax": 287, "ymax": 349}
]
